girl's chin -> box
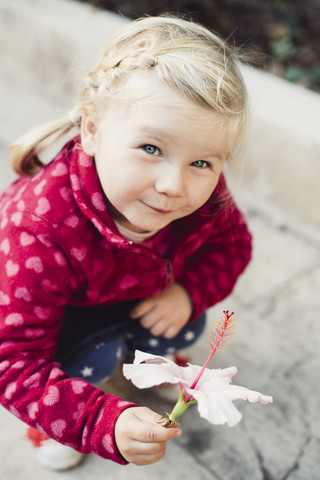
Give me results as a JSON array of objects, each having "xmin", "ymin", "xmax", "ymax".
[
  {"xmin": 110, "ymin": 203, "xmax": 178, "ymax": 233},
  {"xmin": 124, "ymin": 214, "xmax": 174, "ymax": 233}
]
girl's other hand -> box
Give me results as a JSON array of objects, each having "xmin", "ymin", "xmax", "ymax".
[
  {"xmin": 130, "ymin": 283, "xmax": 192, "ymax": 339},
  {"xmin": 115, "ymin": 406, "xmax": 182, "ymax": 465}
]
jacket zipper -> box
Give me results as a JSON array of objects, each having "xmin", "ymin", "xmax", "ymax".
[{"xmin": 163, "ymin": 257, "xmax": 174, "ymax": 285}]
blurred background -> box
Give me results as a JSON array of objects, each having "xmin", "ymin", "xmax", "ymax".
[{"xmin": 79, "ymin": 0, "xmax": 320, "ymax": 92}]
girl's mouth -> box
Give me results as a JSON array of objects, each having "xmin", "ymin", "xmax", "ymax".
[{"xmin": 142, "ymin": 201, "xmax": 173, "ymax": 214}]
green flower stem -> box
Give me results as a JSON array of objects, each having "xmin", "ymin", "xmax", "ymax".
[{"xmin": 165, "ymin": 389, "xmax": 196, "ymax": 427}]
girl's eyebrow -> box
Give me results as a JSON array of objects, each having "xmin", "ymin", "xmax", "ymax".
[{"xmin": 138, "ymin": 126, "xmax": 175, "ymax": 143}]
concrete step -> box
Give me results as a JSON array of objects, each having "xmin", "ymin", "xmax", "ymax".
[
  {"xmin": 239, "ymin": 66, "xmax": 320, "ymax": 232},
  {"xmin": 1, "ymin": 0, "xmax": 319, "ymax": 232}
]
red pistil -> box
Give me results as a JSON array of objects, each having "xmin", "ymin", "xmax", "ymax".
[{"xmin": 190, "ymin": 310, "xmax": 235, "ymax": 390}]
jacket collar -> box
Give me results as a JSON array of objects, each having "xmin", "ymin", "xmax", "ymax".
[{"xmin": 68, "ymin": 136, "xmax": 131, "ymax": 248}]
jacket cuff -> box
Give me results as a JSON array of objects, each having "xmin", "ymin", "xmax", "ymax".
[{"xmin": 91, "ymin": 395, "xmax": 137, "ymax": 464}]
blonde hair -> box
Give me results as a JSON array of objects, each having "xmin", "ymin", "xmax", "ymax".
[{"xmin": 10, "ymin": 15, "xmax": 248, "ymax": 177}]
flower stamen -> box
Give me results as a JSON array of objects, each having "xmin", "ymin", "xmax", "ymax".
[{"xmin": 190, "ymin": 310, "xmax": 235, "ymax": 390}]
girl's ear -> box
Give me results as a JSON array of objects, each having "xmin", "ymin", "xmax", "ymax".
[{"xmin": 81, "ymin": 113, "xmax": 97, "ymax": 156}]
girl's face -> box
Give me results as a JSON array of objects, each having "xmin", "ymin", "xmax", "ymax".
[{"xmin": 81, "ymin": 73, "xmax": 229, "ymax": 233}]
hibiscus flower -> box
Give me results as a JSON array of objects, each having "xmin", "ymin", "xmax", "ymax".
[{"xmin": 123, "ymin": 311, "xmax": 273, "ymax": 427}]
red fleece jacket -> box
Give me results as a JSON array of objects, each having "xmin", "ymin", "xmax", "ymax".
[{"xmin": 0, "ymin": 137, "xmax": 252, "ymax": 463}]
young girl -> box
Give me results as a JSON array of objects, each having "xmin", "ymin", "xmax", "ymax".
[{"xmin": 0, "ymin": 16, "xmax": 252, "ymax": 471}]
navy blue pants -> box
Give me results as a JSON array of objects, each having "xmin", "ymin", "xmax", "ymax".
[{"xmin": 55, "ymin": 301, "xmax": 206, "ymax": 384}]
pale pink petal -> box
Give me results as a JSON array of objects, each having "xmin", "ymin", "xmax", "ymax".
[
  {"xmin": 128, "ymin": 350, "xmax": 201, "ymax": 387},
  {"xmin": 222, "ymin": 385, "xmax": 273, "ymax": 405},
  {"xmin": 123, "ymin": 354, "xmax": 180, "ymax": 388},
  {"xmin": 123, "ymin": 363, "xmax": 176, "ymax": 388},
  {"xmin": 186, "ymin": 387, "xmax": 242, "ymax": 426},
  {"xmin": 177, "ymin": 364, "xmax": 202, "ymax": 384},
  {"xmin": 186, "ymin": 375, "xmax": 273, "ymax": 427},
  {"xmin": 196, "ymin": 366, "xmax": 238, "ymax": 390},
  {"xmin": 132, "ymin": 350, "xmax": 171, "ymax": 366}
]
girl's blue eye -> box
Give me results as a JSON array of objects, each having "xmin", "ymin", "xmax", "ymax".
[
  {"xmin": 192, "ymin": 160, "xmax": 209, "ymax": 168},
  {"xmin": 142, "ymin": 144, "xmax": 159, "ymax": 155}
]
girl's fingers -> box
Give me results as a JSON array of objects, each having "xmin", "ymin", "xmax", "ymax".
[
  {"xmin": 139, "ymin": 312, "xmax": 157, "ymax": 329},
  {"xmin": 149, "ymin": 318, "xmax": 169, "ymax": 336},
  {"xmin": 132, "ymin": 419, "xmax": 181, "ymax": 444},
  {"xmin": 163, "ymin": 325, "xmax": 178, "ymax": 339},
  {"xmin": 118, "ymin": 439, "xmax": 166, "ymax": 466},
  {"xmin": 138, "ymin": 306, "xmax": 164, "ymax": 329},
  {"xmin": 130, "ymin": 298, "xmax": 155, "ymax": 318},
  {"xmin": 126, "ymin": 451, "xmax": 166, "ymax": 466},
  {"xmin": 125, "ymin": 438, "xmax": 166, "ymax": 455},
  {"xmin": 115, "ymin": 407, "xmax": 182, "ymax": 465}
]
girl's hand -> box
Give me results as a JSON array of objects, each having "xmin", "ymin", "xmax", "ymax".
[
  {"xmin": 115, "ymin": 406, "xmax": 182, "ymax": 465},
  {"xmin": 130, "ymin": 282, "xmax": 192, "ymax": 339}
]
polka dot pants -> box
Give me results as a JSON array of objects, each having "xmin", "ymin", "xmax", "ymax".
[{"xmin": 55, "ymin": 301, "xmax": 206, "ymax": 384}]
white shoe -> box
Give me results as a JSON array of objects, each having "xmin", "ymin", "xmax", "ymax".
[{"xmin": 27, "ymin": 427, "xmax": 84, "ymax": 471}]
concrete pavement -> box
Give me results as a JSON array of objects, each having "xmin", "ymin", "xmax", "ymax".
[{"xmin": 0, "ymin": 1, "xmax": 319, "ymax": 479}]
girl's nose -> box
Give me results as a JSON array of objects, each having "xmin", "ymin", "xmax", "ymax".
[{"xmin": 154, "ymin": 164, "xmax": 185, "ymax": 197}]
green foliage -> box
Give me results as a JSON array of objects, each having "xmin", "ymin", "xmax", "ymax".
[
  {"xmin": 283, "ymin": 64, "xmax": 320, "ymax": 88},
  {"xmin": 270, "ymin": 35, "xmax": 296, "ymax": 60}
]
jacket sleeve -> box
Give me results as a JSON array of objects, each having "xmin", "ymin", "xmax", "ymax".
[
  {"xmin": 176, "ymin": 189, "xmax": 252, "ymax": 322},
  {"xmin": 0, "ymin": 216, "xmax": 135, "ymax": 464}
]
